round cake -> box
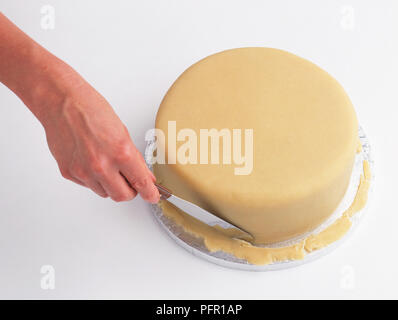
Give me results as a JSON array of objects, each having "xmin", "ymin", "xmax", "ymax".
[{"xmin": 154, "ymin": 47, "xmax": 358, "ymax": 245}]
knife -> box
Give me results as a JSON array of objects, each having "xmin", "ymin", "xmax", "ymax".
[{"xmin": 155, "ymin": 183, "xmax": 253, "ymax": 239}]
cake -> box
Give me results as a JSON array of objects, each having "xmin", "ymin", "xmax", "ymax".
[{"xmin": 152, "ymin": 47, "xmax": 370, "ymax": 264}]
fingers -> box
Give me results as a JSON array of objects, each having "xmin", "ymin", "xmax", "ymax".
[
  {"xmin": 59, "ymin": 141, "xmax": 159, "ymax": 203},
  {"xmin": 63, "ymin": 157, "xmax": 143, "ymax": 202},
  {"xmin": 96, "ymin": 170, "xmax": 138, "ymax": 202},
  {"xmin": 59, "ymin": 166, "xmax": 86, "ymax": 187},
  {"xmin": 119, "ymin": 149, "xmax": 160, "ymax": 204},
  {"xmin": 148, "ymin": 169, "xmax": 156, "ymax": 183},
  {"xmin": 61, "ymin": 164, "xmax": 106, "ymax": 198},
  {"xmin": 84, "ymin": 180, "xmax": 108, "ymax": 198},
  {"xmin": 60, "ymin": 165, "xmax": 109, "ymax": 197}
]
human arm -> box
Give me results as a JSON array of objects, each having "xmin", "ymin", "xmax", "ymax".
[{"xmin": 0, "ymin": 13, "xmax": 159, "ymax": 203}]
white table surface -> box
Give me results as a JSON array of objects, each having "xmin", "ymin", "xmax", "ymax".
[{"xmin": 0, "ymin": 0, "xmax": 397, "ymax": 299}]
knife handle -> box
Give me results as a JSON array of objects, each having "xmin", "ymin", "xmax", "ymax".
[{"xmin": 155, "ymin": 183, "xmax": 172, "ymax": 200}]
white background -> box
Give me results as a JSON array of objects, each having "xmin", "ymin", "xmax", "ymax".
[{"xmin": 0, "ymin": 0, "xmax": 397, "ymax": 299}]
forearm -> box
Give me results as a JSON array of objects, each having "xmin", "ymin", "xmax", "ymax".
[{"xmin": 0, "ymin": 13, "xmax": 81, "ymax": 123}]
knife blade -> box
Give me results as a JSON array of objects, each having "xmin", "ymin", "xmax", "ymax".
[{"xmin": 155, "ymin": 183, "xmax": 253, "ymax": 239}]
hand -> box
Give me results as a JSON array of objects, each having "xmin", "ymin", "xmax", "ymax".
[{"xmin": 42, "ymin": 75, "xmax": 160, "ymax": 203}]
